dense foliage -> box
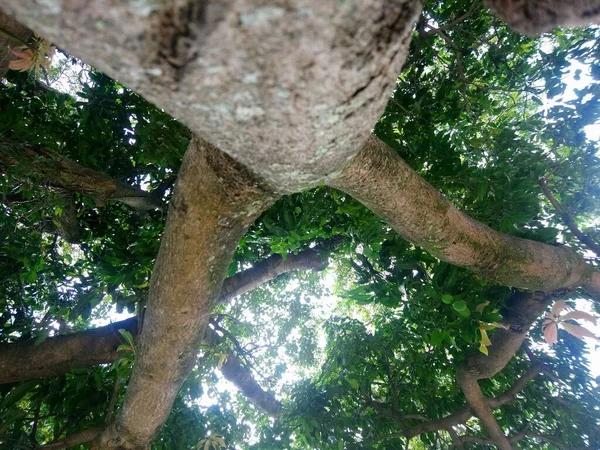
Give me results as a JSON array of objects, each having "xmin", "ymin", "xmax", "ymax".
[{"xmin": 1, "ymin": 0, "xmax": 599, "ymax": 449}]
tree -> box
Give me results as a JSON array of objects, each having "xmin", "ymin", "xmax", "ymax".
[{"xmin": 0, "ymin": 0, "xmax": 600, "ymax": 449}]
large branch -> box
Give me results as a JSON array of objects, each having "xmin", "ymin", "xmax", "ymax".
[
  {"xmin": 394, "ymin": 291, "xmax": 555, "ymax": 443},
  {"xmin": 453, "ymin": 292, "xmax": 556, "ymax": 449},
  {"xmin": 485, "ymin": 0, "xmax": 600, "ymax": 35},
  {"xmin": 0, "ymin": 248, "xmax": 325, "ymax": 385},
  {"xmin": 90, "ymin": 137, "xmax": 276, "ymax": 449},
  {"xmin": 219, "ymin": 249, "xmax": 326, "ymax": 305},
  {"xmin": 0, "ymin": 1, "xmax": 422, "ymax": 192},
  {"xmin": 0, "ymin": 138, "xmax": 162, "ymax": 211},
  {"xmin": 328, "ymin": 137, "xmax": 600, "ymax": 296},
  {"xmin": 403, "ymin": 364, "xmax": 544, "ymax": 438}
]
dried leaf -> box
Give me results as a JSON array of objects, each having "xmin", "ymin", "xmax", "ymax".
[
  {"xmin": 475, "ymin": 301, "xmax": 490, "ymax": 313},
  {"xmin": 562, "ymin": 323, "xmax": 598, "ymax": 341},
  {"xmin": 479, "ymin": 326, "xmax": 492, "ymax": 347},
  {"xmin": 8, "ymin": 47, "xmax": 34, "ymax": 72},
  {"xmin": 213, "ymin": 436, "xmax": 226, "ymax": 447}
]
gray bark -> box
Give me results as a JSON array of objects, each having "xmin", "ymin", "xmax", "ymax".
[
  {"xmin": 0, "ymin": 0, "xmax": 422, "ymax": 192},
  {"xmin": 486, "ymin": 0, "xmax": 600, "ymax": 35},
  {"xmin": 328, "ymin": 137, "xmax": 600, "ymax": 295}
]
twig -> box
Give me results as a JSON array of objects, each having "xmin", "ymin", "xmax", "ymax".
[
  {"xmin": 539, "ymin": 176, "xmax": 600, "ymax": 256},
  {"xmin": 36, "ymin": 427, "xmax": 103, "ymax": 450},
  {"xmin": 432, "ymin": 28, "xmax": 469, "ymax": 108},
  {"xmin": 105, "ymin": 377, "xmax": 121, "ymax": 424},
  {"xmin": 424, "ymin": 0, "xmax": 482, "ymax": 37}
]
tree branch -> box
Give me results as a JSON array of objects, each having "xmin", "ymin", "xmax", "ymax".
[
  {"xmin": 486, "ymin": 0, "xmax": 600, "ymax": 35},
  {"xmin": 0, "ymin": 138, "xmax": 163, "ymax": 211},
  {"xmin": 423, "ymin": 0, "xmax": 481, "ymax": 37},
  {"xmin": 35, "ymin": 427, "xmax": 103, "ymax": 450},
  {"xmin": 404, "ymin": 364, "xmax": 543, "ymax": 438},
  {"xmin": 454, "ymin": 291, "xmax": 558, "ymax": 449},
  {"xmin": 539, "ymin": 176, "xmax": 600, "ymax": 256},
  {"xmin": 328, "ymin": 137, "xmax": 600, "ymax": 296}
]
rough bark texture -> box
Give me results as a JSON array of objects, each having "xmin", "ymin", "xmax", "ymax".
[
  {"xmin": 328, "ymin": 137, "xmax": 599, "ymax": 294},
  {"xmin": 218, "ymin": 248, "xmax": 326, "ymax": 305},
  {"xmin": 0, "ymin": 318, "xmax": 138, "ymax": 385},
  {"xmin": 219, "ymin": 347, "xmax": 283, "ymax": 416},
  {"xmin": 90, "ymin": 137, "xmax": 276, "ymax": 449},
  {"xmin": 454, "ymin": 291, "xmax": 558, "ymax": 449},
  {"xmin": 0, "ymin": 139, "xmax": 162, "ymax": 211},
  {"xmin": 1, "ymin": 0, "xmax": 422, "ymax": 192},
  {"xmin": 486, "ymin": 0, "xmax": 600, "ymax": 34},
  {"xmin": 0, "ymin": 319, "xmax": 284, "ymax": 417},
  {"xmin": 404, "ymin": 364, "xmax": 544, "ymax": 438},
  {"xmin": 0, "ymin": 10, "xmax": 31, "ymax": 77},
  {"xmin": 0, "ymin": 247, "xmax": 324, "ymax": 389},
  {"xmin": 2, "ymin": 3, "xmax": 600, "ymax": 449}
]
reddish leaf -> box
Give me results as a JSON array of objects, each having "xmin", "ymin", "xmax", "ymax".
[
  {"xmin": 561, "ymin": 311, "xmax": 597, "ymax": 325},
  {"xmin": 543, "ymin": 322, "xmax": 558, "ymax": 346},
  {"xmin": 562, "ymin": 323, "xmax": 598, "ymax": 341}
]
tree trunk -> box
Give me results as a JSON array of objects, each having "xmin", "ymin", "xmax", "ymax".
[
  {"xmin": 0, "ymin": 0, "xmax": 423, "ymax": 191},
  {"xmin": 88, "ymin": 137, "xmax": 277, "ymax": 449}
]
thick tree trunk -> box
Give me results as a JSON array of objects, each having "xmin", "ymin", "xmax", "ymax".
[
  {"xmin": 90, "ymin": 137, "xmax": 277, "ymax": 449},
  {"xmin": 328, "ymin": 137, "xmax": 600, "ymax": 295},
  {"xmin": 0, "ymin": 0, "xmax": 422, "ymax": 191}
]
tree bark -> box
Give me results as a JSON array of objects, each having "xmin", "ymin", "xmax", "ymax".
[
  {"xmin": 485, "ymin": 0, "xmax": 600, "ymax": 35},
  {"xmin": 218, "ymin": 249, "xmax": 326, "ymax": 305},
  {"xmin": 218, "ymin": 347, "xmax": 283, "ymax": 417},
  {"xmin": 328, "ymin": 137, "xmax": 600, "ymax": 295},
  {"xmin": 0, "ymin": 10, "xmax": 31, "ymax": 78},
  {"xmin": 0, "ymin": 0, "xmax": 422, "ymax": 192},
  {"xmin": 0, "ymin": 247, "xmax": 325, "ymax": 387},
  {"xmin": 0, "ymin": 138, "xmax": 163, "ymax": 211},
  {"xmin": 91, "ymin": 137, "xmax": 276, "ymax": 448}
]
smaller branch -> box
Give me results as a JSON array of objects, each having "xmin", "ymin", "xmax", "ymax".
[
  {"xmin": 448, "ymin": 427, "xmax": 465, "ymax": 450},
  {"xmin": 539, "ymin": 177, "xmax": 600, "ymax": 256},
  {"xmin": 0, "ymin": 25, "xmax": 29, "ymax": 46},
  {"xmin": 460, "ymin": 430, "xmax": 567, "ymax": 449},
  {"xmin": 424, "ymin": 0, "xmax": 481, "ymax": 37},
  {"xmin": 435, "ymin": 29, "xmax": 468, "ymax": 106},
  {"xmin": 36, "ymin": 427, "xmax": 103, "ymax": 450},
  {"xmin": 457, "ymin": 368, "xmax": 512, "ymax": 450},
  {"xmin": 105, "ymin": 377, "xmax": 120, "ymax": 424},
  {"xmin": 30, "ymin": 385, "xmax": 44, "ymax": 445}
]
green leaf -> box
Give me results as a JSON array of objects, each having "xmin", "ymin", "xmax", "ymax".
[
  {"xmin": 441, "ymin": 293, "xmax": 454, "ymax": 304},
  {"xmin": 452, "ymin": 300, "xmax": 467, "ymax": 312}
]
